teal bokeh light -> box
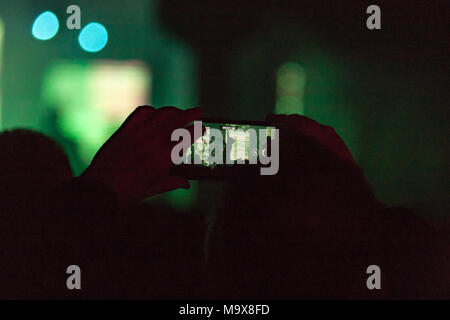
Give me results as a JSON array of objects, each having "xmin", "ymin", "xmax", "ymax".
[
  {"xmin": 78, "ymin": 22, "xmax": 108, "ymax": 52},
  {"xmin": 32, "ymin": 11, "xmax": 59, "ymax": 40}
]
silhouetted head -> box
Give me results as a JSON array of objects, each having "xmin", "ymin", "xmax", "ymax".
[{"xmin": 0, "ymin": 129, "xmax": 73, "ymax": 215}]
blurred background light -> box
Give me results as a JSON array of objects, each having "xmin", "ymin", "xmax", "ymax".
[
  {"xmin": 78, "ymin": 22, "xmax": 108, "ymax": 52},
  {"xmin": 42, "ymin": 60, "xmax": 151, "ymax": 166},
  {"xmin": 31, "ymin": 11, "xmax": 59, "ymax": 40},
  {"xmin": 275, "ymin": 62, "xmax": 306, "ymax": 115},
  {"xmin": 1, "ymin": 0, "xmax": 199, "ymax": 211}
]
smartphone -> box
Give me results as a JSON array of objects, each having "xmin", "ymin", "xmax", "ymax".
[{"xmin": 174, "ymin": 118, "xmax": 278, "ymax": 180}]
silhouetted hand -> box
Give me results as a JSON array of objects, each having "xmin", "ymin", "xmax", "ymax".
[
  {"xmin": 82, "ymin": 106, "xmax": 203, "ymax": 203},
  {"xmin": 266, "ymin": 113, "xmax": 355, "ymax": 164},
  {"xmin": 264, "ymin": 113, "xmax": 377, "ymax": 209}
]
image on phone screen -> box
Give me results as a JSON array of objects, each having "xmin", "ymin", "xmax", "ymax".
[{"xmin": 183, "ymin": 120, "xmax": 277, "ymax": 167}]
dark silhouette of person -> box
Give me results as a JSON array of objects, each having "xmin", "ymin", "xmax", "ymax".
[
  {"xmin": 0, "ymin": 129, "xmax": 73, "ymax": 297},
  {"xmin": 205, "ymin": 114, "xmax": 448, "ymax": 299},
  {"xmin": 1, "ymin": 108, "xmax": 447, "ymax": 299},
  {"xmin": 1, "ymin": 106, "xmax": 205, "ymax": 299},
  {"xmin": 0, "ymin": 129, "xmax": 73, "ymax": 215}
]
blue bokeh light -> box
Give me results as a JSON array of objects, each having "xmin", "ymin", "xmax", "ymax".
[
  {"xmin": 78, "ymin": 22, "xmax": 108, "ymax": 53},
  {"xmin": 32, "ymin": 11, "xmax": 59, "ymax": 40}
]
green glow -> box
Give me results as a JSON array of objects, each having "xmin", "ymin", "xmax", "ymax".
[
  {"xmin": 42, "ymin": 60, "xmax": 151, "ymax": 164},
  {"xmin": 275, "ymin": 62, "xmax": 306, "ymax": 115},
  {"xmin": 164, "ymin": 181, "xmax": 198, "ymax": 210}
]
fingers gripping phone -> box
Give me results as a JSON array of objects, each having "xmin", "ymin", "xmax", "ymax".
[{"xmin": 174, "ymin": 119, "xmax": 279, "ymax": 180}]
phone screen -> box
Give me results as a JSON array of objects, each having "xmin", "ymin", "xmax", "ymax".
[{"xmin": 183, "ymin": 120, "xmax": 277, "ymax": 167}]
